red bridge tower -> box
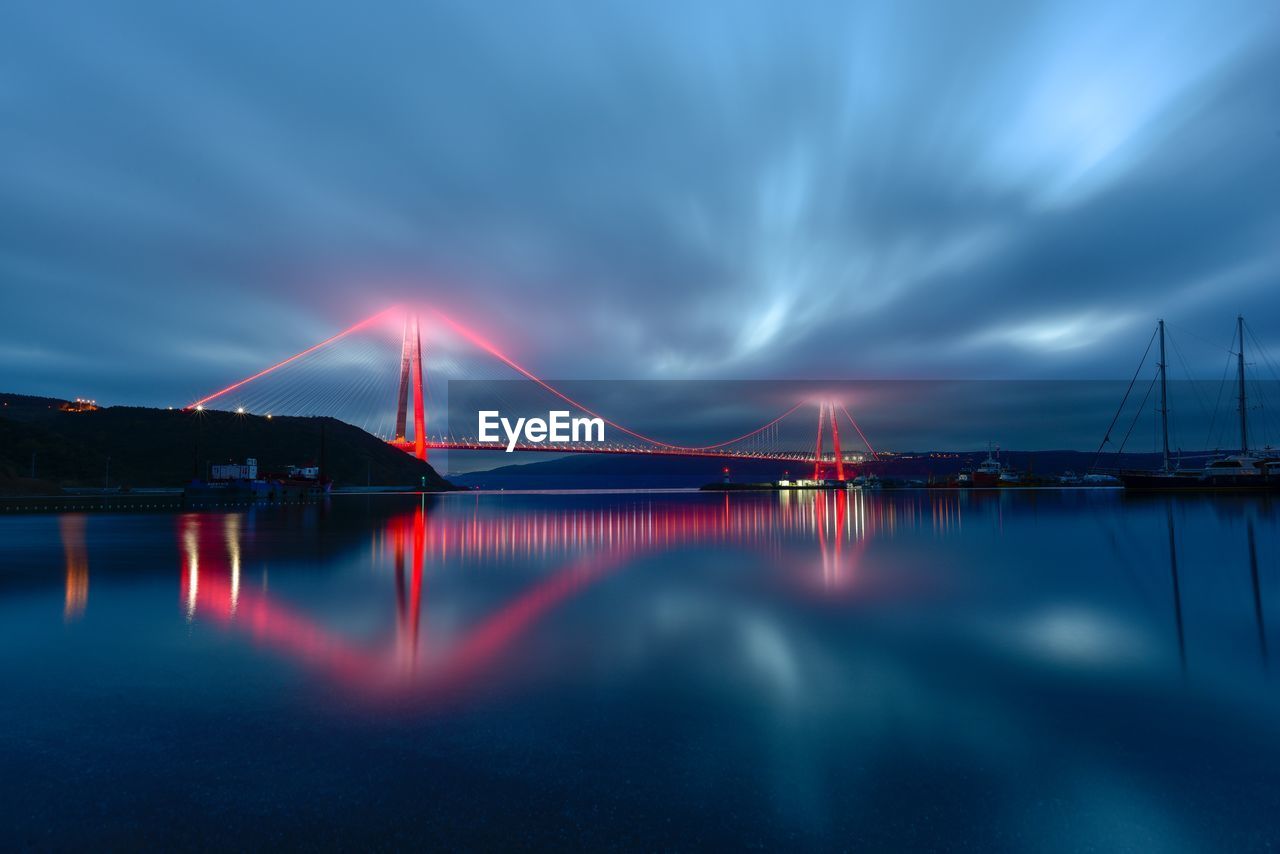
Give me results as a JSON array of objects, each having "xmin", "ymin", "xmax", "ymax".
[
  {"xmin": 812, "ymin": 401, "xmax": 845, "ymax": 481},
  {"xmin": 394, "ymin": 315, "xmax": 427, "ymax": 461}
]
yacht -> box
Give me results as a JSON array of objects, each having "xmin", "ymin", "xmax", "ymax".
[{"xmin": 1117, "ymin": 317, "xmax": 1280, "ymax": 492}]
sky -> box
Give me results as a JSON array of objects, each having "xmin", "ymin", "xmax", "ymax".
[{"xmin": 2, "ymin": 0, "xmax": 1279, "ymax": 450}]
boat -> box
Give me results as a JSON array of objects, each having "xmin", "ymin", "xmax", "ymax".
[
  {"xmin": 183, "ymin": 477, "xmax": 273, "ymax": 500},
  {"xmin": 184, "ymin": 457, "xmax": 332, "ymax": 502},
  {"xmin": 966, "ymin": 444, "xmax": 1007, "ymax": 487},
  {"xmin": 184, "ymin": 457, "xmax": 271, "ymax": 500},
  {"xmin": 852, "ymin": 473, "xmax": 882, "ymax": 490},
  {"xmin": 1116, "ymin": 317, "xmax": 1280, "ymax": 492}
]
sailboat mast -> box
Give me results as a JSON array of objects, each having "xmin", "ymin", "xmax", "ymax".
[
  {"xmin": 1237, "ymin": 314, "xmax": 1248, "ymax": 454},
  {"xmin": 1158, "ymin": 319, "xmax": 1170, "ymax": 472}
]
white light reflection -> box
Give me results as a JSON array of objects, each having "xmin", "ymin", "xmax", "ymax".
[
  {"xmin": 182, "ymin": 516, "xmax": 199, "ymax": 621},
  {"xmin": 225, "ymin": 513, "xmax": 242, "ymax": 616}
]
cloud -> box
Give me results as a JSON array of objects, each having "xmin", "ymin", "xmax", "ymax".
[{"xmin": 1, "ymin": 0, "xmax": 1278, "ymax": 429}]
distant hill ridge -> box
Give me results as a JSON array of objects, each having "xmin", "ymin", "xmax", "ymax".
[
  {"xmin": 450, "ymin": 447, "xmax": 1177, "ymax": 489},
  {"xmin": 0, "ymin": 393, "xmax": 453, "ymax": 493}
]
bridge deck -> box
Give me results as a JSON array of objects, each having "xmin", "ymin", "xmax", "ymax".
[{"xmin": 387, "ymin": 439, "xmax": 838, "ymax": 463}]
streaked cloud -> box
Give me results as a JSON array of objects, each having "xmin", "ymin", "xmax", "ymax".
[{"xmin": 1, "ymin": 0, "xmax": 1277, "ymax": 408}]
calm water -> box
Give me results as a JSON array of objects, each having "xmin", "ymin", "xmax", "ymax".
[{"xmin": 2, "ymin": 490, "xmax": 1279, "ymax": 850}]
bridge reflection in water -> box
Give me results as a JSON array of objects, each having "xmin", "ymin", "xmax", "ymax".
[
  {"xmin": 173, "ymin": 490, "xmax": 974, "ymax": 702},
  {"xmin": 25, "ymin": 488, "xmax": 1280, "ymax": 848}
]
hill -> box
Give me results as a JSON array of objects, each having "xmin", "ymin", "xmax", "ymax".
[{"xmin": 0, "ymin": 393, "xmax": 454, "ymax": 493}]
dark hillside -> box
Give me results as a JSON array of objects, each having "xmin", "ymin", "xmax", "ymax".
[{"xmin": 0, "ymin": 394, "xmax": 453, "ymax": 492}]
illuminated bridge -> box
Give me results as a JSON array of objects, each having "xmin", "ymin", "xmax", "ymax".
[{"xmin": 185, "ymin": 306, "xmax": 878, "ymax": 478}]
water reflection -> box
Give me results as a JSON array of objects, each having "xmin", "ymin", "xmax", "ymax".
[
  {"xmin": 177, "ymin": 499, "xmax": 708, "ymax": 698},
  {"xmin": 1248, "ymin": 518, "xmax": 1269, "ymax": 670},
  {"xmin": 172, "ymin": 490, "xmax": 953, "ymax": 698},
  {"xmin": 1166, "ymin": 503, "xmax": 1188, "ymax": 675},
  {"xmin": 165, "ymin": 490, "xmax": 1278, "ymax": 707},
  {"xmin": 9, "ymin": 489, "xmax": 1280, "ymax": 847},
  {"xmin": 58, "ymin": 515, "xmax": 88, "ymax": 621}
]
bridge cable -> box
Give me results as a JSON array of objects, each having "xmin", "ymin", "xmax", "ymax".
[
  {"xmin": 430, "ymin": 308, "xmax": 806, "ymax": 451},
  {"xmin": 838, "ymin": 404, "xmax": 879, "ymax": 460}
]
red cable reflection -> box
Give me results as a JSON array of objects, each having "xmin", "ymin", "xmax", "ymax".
[{"xmin": 178, "ymin": 491, "xmax": 966, "ymax": 703}]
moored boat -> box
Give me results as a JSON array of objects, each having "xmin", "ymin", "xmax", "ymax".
[
  {"xmin": 1114, "ymin": 317, "xmax": 1280, "ymax": 493},
  {"xmin": 966, "ymin": 444, "xmax": 1007, "ymax": 487},
  {"xmin": 184, "ymin": 457, "xmax": 332, "ymax": 502},
  {"xmin": 1120, "ymin": 453, "xmax": 1280, "ymax": 491}
]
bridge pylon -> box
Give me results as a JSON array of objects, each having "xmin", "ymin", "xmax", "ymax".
[
  {"xmin": 394, "ymin": 314, "xmax": 428, "ymax": 461},
  {"xmin": 812, "ymin": 401, "xmax": 845, "ymax": 481}
]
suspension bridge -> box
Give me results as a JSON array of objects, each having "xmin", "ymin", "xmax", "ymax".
[{"xmin": 184, "ymin": 306, "xmax": 879, "ymax": 479}]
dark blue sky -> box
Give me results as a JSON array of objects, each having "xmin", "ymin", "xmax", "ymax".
[{"xmin": 2, "ymin": 0, "xmax": 1279, "ymax": 412}]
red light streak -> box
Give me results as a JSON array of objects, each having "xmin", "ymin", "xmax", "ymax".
[
  {"xmin": 839, "ymin": 403, "xmax": 879, "ymax": 460},
  {"xmin": 182, "ymin": 302, "xmax": 870, "ymax": 459},
  {"xmin": 429, "ymin": 308, "xmax": 805, "ymax": 450},
  {"xmin": 181, "ymin": 495, "xmax": 893, "ymax": 685},
  {"xmin": 828, "ymin": 401, "xmax": 845, "ymax": 481},
  {"xmin": 185, "ymin": 306, "xmax": 397, "ymax": 410},
  {"xmin": 813, "ymin": 401, "xmax": 825, "ymax": 480}
]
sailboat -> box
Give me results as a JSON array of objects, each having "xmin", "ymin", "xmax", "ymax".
[{"xmin": 1118, "ymin": 317, "xmax": 1280, "ymax": 492}]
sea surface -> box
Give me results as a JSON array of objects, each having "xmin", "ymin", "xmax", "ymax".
[{"xmin": 2, "ymin": 489, "xmax": 1279, "ymax": 850}]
